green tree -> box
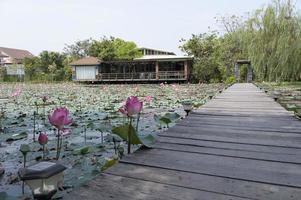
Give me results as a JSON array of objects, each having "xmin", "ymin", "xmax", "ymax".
[
  {"xmin": 24, "ymin": 51, "xmax": 71, "ymax": 82},
  {"xmin": 63, "ymin": 39, "xmax": 92, "ymax": 60},
  {"xmin": 89, "ymin": 36, "xmax": 117, "ymax": 60},
  {"xmin": 88, "ymin": 36, "xmax": 142, "ymax": 60},
  {"xmin": 180, "ymin": 32, "xmax": 222, "ymax": 83}
]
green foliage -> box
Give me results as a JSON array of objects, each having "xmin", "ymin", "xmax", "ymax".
[
  {"xmin": 181, "ymin": 0, "xmax": 301, "ymax": 83},
  {"xmin": 112, "ymin": 124, "xmax": 156, "ymax": 148},
  {"xmin": 64, "ymin": 36, "xmax": 142, "ymax": 61},
  {"xmin": 63, "ymin": 39, "xmax": 92, "ymax": 60},
  {"xmin": 154, "ymin": 112, "xmax": 181, "ymax": 127},
  {"xmin": 244, "ymin": 0, "xmax": 301, "ymax": 81},
  {"xmin": 225, "ymin": 76, "xmax": 236, "ymax": 85},
  {"xmin": 180, "ymin": 33, "xmax": 223, "ymax": 83},
  {"xmin": 89, "ymin": 36, "xmax": 117, "ymax": 60},
  {"xmin": 88, "ymin": 36, "xmax": 142, "ymax": 60},
  {"xmin": 72, "ymin": 146, "xmax": 91, "ymax": 155},
  {"xmin": 23, "ymin": 51, "xmax": 71, "ymax": 82}
]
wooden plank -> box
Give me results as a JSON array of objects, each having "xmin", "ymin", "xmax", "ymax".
[
  {"xmin": 65, "ymin": 83, "xmax": 301, "ymax": 200},
  {"xmin": 153, "ymin": 142, "xmax": 301, "ymax": 164},
  {"xmin": 160, "ymin": 127, "xmax": 301, "ymax": 148},
  {"xmin": 165, "ymin": 124, "xmax": 301, "ymax": 138},
  {"xmin": 188, "ymin": 113, "xmax": 301, "ymax": 124},
  {"xmin": 121, "ymin": 149, "xmax": 301, "ymax": 188},
  {"xmin": 64, "ymin": 173, "xmax": 250, "ymax": 200},
  {"xmin": 176, "ymin": 120, "xmax": 301, "ymax": 133},
  {"xmin": 157, "ymin": 134, "xmax": 301, "ymax": 155},
  {"xmin": 106, "ymin": 163, "xmax": 301, "ymax": 200}
]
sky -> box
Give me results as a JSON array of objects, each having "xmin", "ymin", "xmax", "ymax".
[{"xmin": 1, "ymin": 0, "xmax": 300, "ymax": 56}]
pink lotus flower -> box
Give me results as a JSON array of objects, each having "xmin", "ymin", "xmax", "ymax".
[
  {"xmin": 61, "ymin": 128, "xmax": 72, "ymax": 136},
  {"xmin": 119, "ymin": 96, "xmax": 143, "ymax": 117},
  {"xmin": 11, "ymin": 87, "xmax": 22, "ymax": 98},
  {"xmin": 38, "ymin": 132, "xmax": 48, "ymax": 145},
  {"xmin": 160, "ymin": 83, "xmax": 164, "ymax": 87},
  {"xmin": 144, "ymin": 95, "xmax": 152, "ymax": 103},
  {"xmin": 48, "ymin": 107, "xmax": 72, "ymax": 130}
]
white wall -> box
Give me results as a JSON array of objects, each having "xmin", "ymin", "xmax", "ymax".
[
  {"xmin": 75, "ymin": 66, "xmax": 97, "ymax": 80},
  {"xmin": 4, "ymin": 64, "xmax": 25, "ymax": 75}
]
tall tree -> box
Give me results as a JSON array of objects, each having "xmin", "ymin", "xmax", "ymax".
[
  {"xmin": 63, "ymin": 39, "xmax": 92, "ymax": 60},
  {"xmin": 180, "ymin": 32, "xmax": 222, "ymax": 83}
]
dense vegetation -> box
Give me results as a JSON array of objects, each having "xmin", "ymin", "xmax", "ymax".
[
  {"xmin": 20, "ymin": 37, "xmax": 141, "ymax": 82},
  {"xmin": 4, "ymin": 0, "xmax": 300, "ymax": 83},
  {"xmin": 181, "ymin": 0, "xmax": 301, "ymax": 83}
]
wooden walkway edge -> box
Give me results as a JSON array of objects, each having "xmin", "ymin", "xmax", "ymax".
[{"xmin": 65, "ymin": 83, "xmax": 301, "ymax": 200}]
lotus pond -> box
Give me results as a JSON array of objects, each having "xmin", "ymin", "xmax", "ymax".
[
  {"xmin": 256, "ymin": 82, "xmax": 301, "ymax": 117},
  {"xmin": 0, "ymin": 83, "xmax": 224, "ymax": 199}
]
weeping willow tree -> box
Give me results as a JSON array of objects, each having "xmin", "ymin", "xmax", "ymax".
[
  {"xmin": 243, "ymin": 0, "xmax": 301, "ymax": 82},
  {"xmin": 180, "ymin": 0, "xmax": 300, "ymax": 83}
]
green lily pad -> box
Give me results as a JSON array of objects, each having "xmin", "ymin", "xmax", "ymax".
[
  {"xmin": 101, "ymin": 157, "xmax": 118, "ymax": 171},
  {"xmin": 112, "ymin": 124, "xmax": 156, "ymax": 147},
  {"xmin": 6, "ymin": 132, "xmax": 27, "ymax": 142},
  {"xmin": 73, "ymin": 146, "xmax": 91, "ymax": 155}
]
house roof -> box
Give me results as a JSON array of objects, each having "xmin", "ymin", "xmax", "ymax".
[
  {"xmin": 139, "ymin": 47, "xmax": 175, "ymax": 55},
  {"xmin": 70, "ymin": 57, "xmax": 101, "ymax": 66},
  {"xmin": 0, "ymin": 47, "xmax": 33, "ymax": 60},
  {"xmin": 134, "ymin": 55, "xmax": 193, "ymax": 61},
  {"xmin": 0, "ymin": 52, "xmax": 8, "ymax": 57},
  {"xmin": 70, "ymin": 55, "xmax": 193, "ymax": 66}
]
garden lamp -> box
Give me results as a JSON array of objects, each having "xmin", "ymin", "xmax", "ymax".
[
  {"xmin": 272, "ymin": 91, "xmax": 280, "ymax": 101},
  {"xmin": 19, "ymin": 161, "xmax": 66, "ymax": 200},
  {"xmin": 182, "ymin": 101, "xmax": 193, "ymax": 116}
]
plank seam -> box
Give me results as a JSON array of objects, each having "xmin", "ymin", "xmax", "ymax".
[
  {"xmin": 119, "ymin": 160, "xmax": 301, "ymax": 189},
  {"xmin": 103, "ymin": 172, "xmax": 257, "ymax": 200}
]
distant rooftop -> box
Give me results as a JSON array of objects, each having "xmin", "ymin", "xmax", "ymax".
[
  {"xmin": 135, "ymin": 55, "xmax": 193, "ymax": 61},
  {"xmin": 0, "ymin": 47, "xmax": 33, "ymax": 61},
  {"xmin": 70, "ymin": 56, "xmax": 101, "ymax": 66},
  {"xmin": 139, "ymin": 47, "xmax": 175, "ymax": 56}
]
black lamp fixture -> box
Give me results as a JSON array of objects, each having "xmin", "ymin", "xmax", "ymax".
[
  {"xmin": 182, "ymin": 101, "xmax": 193, "ymax": 116},
  {"xmin": 272, "ymin": 91, "xmax": 280, "ymax": 101},
  {"xmin": 19, "ymin": 161, "xmax": 66, "ymax": 200}
]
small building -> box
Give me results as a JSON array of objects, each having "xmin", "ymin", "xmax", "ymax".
[
  {"xmin": 70, "ymin": 49, "xmax": 193, "ymax": 82},
  {"xmin": 0, "ymin": 47, "xmax": 34, "ymax": 76},
  {"xmin": 139, "ymin": 47, "xmax": 175, "ymax": 56}
]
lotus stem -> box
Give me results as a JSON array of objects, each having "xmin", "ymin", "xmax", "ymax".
[
  {"xmin": 113, "ymin": 137, "xmax": 117, "ymax": 154},
  {"xmin": 56, "ymin": 129, "xmax": 60, "ymax": 160},
  {"xmin": 33, "ymin": 111, "xmax": 36, "ymax": 142},
  {"xmin": 42, "ymin": 144, "xmax": 45, "ymax": 160},
  {"xmin": 43, "ymin": 104, "xmax": 46, "ymax": 125},
  {"xmin": 128, "ymin": 118, "xmax": 133, "ymax": 154},
  {"xmin": 23, "ymin": 153, "xmax": 26, "ymax": 168},
  {"xmin": 84, "ymin": 126, "xmax": 87, "ymax": 145},
  {"xmin": 136, "ymin": 113, "xmax": 140, "ymax": 133}
]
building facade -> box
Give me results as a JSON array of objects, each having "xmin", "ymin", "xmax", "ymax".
[
  {"xmin": 70, "ymin": 48, "xmax": 193, "ymax": 83},
  {"xmin": 0, "ymin": 47, "xmax": 34, "ymax": 76}
]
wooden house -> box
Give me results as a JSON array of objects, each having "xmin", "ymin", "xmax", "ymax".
[
  {"xmin": 0, "ymin": 47, "xmax": 34, "ymax": 76},
  {"xmin": 70, "ymin": 48, "xmax": 193, "ymax": 83}
]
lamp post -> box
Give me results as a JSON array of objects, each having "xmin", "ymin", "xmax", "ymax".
[
  {"xmin": 182, "ymin": 101, "xmax": 193, "ymax": 116},
  {"xmin": 19, "ymin": 161, "xmax": 66, "ymax": 200},
  {"xmin": 272, "ymin": 91, "xmax": 280, "ymax": 102}
]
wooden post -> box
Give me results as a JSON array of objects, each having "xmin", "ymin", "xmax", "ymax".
[
  {"xmin": 234, "ymin": 63, "xmax": 240, "ymax": 82},
  {"xmin": 184, "ymin": 61, "xmax": 188, "ymax": 80},
  {"xmin": 155, "ymin": 61, "xmax": 159, "ymax": 80}
]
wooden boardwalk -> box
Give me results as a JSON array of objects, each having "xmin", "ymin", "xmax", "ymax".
[{"xmin": 65, "ymin": 83, "xmax": 301, "ymax": 200}]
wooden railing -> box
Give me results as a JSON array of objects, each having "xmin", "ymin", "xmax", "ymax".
[{"xmin": 98, "ymin": 71, "xmax": 186, "ymax": 81}]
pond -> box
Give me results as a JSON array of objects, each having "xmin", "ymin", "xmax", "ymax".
[
  {"xmin": 256, "ymin": 82, "xmax": 301, "ymax": 117},
  {"xmin": 0, "ymin": 83, "xmax": 224, "ymax": 199}
]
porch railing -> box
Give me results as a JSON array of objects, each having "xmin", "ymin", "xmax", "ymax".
[{"xmin": 98, "ymin": 71, "xmax": 186, "ymax": 80}]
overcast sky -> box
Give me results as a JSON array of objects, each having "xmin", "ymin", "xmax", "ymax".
[{"xmin": 1, "ymin": 0, "xmax": 300, "ymax": 55}]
